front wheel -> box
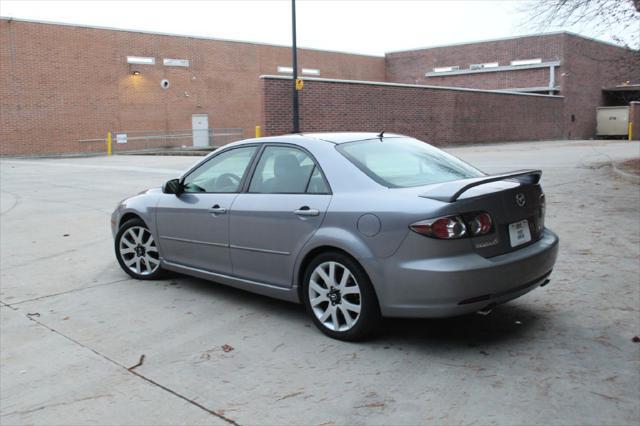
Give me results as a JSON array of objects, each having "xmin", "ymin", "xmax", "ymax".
[
  {"xmin": 115, "ymin": 218, "xmax": 163, "ymax": 280},
  {"xmin": 302, "ymin": 252, "xmax": 381, "ymax": 341}
]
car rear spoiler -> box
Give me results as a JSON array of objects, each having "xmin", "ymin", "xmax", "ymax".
[{"xmin": 420, "ymin": 169, "xmax": 542, "ymax": 203}]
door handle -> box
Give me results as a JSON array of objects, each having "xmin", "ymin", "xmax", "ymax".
[
  {"xmin": 294, "ymin": 206, "xmax": 320, "ymax": 217},
  {"xmin": 209, "ymin": 205, "xmax": 227, "ymax": 214}
]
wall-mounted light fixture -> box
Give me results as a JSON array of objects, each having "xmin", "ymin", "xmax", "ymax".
[{"xmin": 132, "ymin": 70, "xmax": 141, "ymax": 75}]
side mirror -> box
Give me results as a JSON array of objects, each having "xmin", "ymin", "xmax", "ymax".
[{"xmin": 163, "ymin": 178, "xmax": 183, "ymax": 195}]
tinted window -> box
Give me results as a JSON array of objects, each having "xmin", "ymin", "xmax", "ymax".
[
  {"xmin": 307, "ymin": 166, "xmax": 329, "ymax": 194},
  {"xmin": 337, "ymin": 138, "xmax": 483, "ymax": 188},
  {"xmin": 183, "ymin": 146, "xmax": 257, "ymax": 193},
  {"xmin": 249, "ymin": 146, "xmax": 318, "ymax": 194}
]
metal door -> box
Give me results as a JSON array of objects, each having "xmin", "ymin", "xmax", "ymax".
[
  {"xmin": 192, "ymin": 114, "xmax": 209, "ymax": 147},
  {"xmin": 596, "ymin": 106, "xmax": 629, "ymax": 136}
]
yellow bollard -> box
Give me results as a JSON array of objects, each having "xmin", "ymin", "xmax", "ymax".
[
  {"xmin": 255, "ymin": 125, "xmax": 261, "ymax": 138},
  {"xmin": 107, "ymin": 131, "xmax": 112, "ymax": 156},
  {"xmin": 629, "ymin": 122, "xmax": 633, "ymax": 141}
]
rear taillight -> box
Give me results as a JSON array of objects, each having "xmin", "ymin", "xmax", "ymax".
[
  {"xmin": 410, "ymin": 216, "xmax": 467, "ymax": 239},
  {"xmin": 410, "ymin": 212, "xmax": 493, "ymax": 239},
  {"xmin": 468, "ymin": 212, "xmax": 493, "ymax": 236}
]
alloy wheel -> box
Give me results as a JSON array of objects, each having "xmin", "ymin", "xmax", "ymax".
[
  {"xmin": 308, "ymin": 261, "xmax": 362, "ymax": 332},
  {"xmin": 119, "ymin": 226, "xmax": 160, "ymax": 276}
]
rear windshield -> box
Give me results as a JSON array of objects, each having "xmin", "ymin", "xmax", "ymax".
[{"xmin": 337, "ymin": 137, "xmax": 484, "ymax": 188}]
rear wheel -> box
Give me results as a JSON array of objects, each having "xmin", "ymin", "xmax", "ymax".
[
  {"xmin": 302, "ymin": 252, "xmax": 380, "ymax": 341},
  {"xmin": 115, "ymin": 218, "xmax": 163, "ymax": 280}
]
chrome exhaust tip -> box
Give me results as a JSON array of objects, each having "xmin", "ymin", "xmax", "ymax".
[{"xmin": 476, "ymin": 307, "xmax": 493, "ymax": 316}]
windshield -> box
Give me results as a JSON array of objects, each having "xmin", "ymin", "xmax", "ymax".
[{"xmin": 337, "ymin": 137, "xmax": 484, "ymax": 188}]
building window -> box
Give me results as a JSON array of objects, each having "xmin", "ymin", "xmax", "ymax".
[
  {"xmin": 510, "ymin": 58, "xmax": 542, "ymax": 66},
  {"xmin": 432, "ymin": 66, "xmax": 460, "ymax": 73},
  {"xmin": 277, "ymin": 66, "xmax": 293, "ymax": 74},
  {"xmin": 470, "ymin": 62, "xmax": 499, "ymax": 70},
  {"xmin": 163, "ymin": 58, "xmax": 189, "ymax": 67},
  {"xmin": 277, "ymin": 66, "xmax": 320, "ymax": 76},
  {"xmin": 126, "ymin": 56, "xmax": 155, "ymax": 65}
]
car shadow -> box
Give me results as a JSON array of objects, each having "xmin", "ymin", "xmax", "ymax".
[
  {"xmin": 156, "ymin": 273, "xmax": 544, "ymax": 350},
  {"xmin": 378, "ymin": 304, "xmax": 542, "ymax": 350}
]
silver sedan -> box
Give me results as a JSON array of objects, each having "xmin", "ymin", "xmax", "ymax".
[{"xmin": 111, "ymin": 133, "xmax": 559, "ymax": 340}]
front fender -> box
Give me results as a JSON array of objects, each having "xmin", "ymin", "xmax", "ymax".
[{"xmin": 111, "ymin": 189, "xmax": 162, "ymax": 239}]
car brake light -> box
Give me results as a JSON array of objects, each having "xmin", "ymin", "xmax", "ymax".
[
  {"xmin": 410, "ymin": 216, "xmax": 467, "ymax": 239},
  {"xmin": 468, "ymin": 212, "xmax": 493, "ymax": 236}
]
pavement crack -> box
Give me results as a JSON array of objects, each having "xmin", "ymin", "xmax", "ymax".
[
  {"xmin": 5, "ymin": 278, "xmax": 131, "ymax": 307},
  {"xmin": 21, "ymin": 314, "xmax": 241, "ymax": 426},
  {"xmin": 3, "ymin": 237, "xmax": 110, "ymax": 269},
  {"xmin": 0, "ymin": 301, "xmax": 18, "ymax": 310},
  {"xmin": 0, "ymin": 190, "xmax": 21, "ymax": 216},
  {"xmin": 0, "ymin": 394, "xmax": 113, "ymax": 418}
]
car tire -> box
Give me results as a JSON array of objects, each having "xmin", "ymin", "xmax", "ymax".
[
  {"xmin": 115, "ymin": 218, "xmax": 164, "ymax": 280},
  {"xmin": 302, "ymin": 251, "xmax": 381, "ymax": 341}
]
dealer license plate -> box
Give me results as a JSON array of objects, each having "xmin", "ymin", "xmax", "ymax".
[{"xmin": 509, "ymin": 219, "xmax": 531, "ymax": 247}]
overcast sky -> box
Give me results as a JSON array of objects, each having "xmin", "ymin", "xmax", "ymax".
[{"xmin": 0, "ymin": 0, "xmax": 636, "ymax": 55}]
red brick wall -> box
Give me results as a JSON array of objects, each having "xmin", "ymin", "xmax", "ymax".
[
  {"xmin": 561, "ymin": 33, "xmax": 639, "ymax": 139},
  {"xmin": 386, "ymin": 33, "xmax": 639, "ymax": 139},
  {"xmin": 423, "ymin": 68, "xmax": 551, "ymax": 91},
  {"xmin": 630, "ymin": 102, "xmax": 640, "ymax": 141},
  {"xmin": 0, "ymin": 19, "xmax": 385, "ymax": 156},
  {"xmin": 262, "ymin": 77, "xmax": 564, "ymax": 145},
  {"xmin": 386, "ymin": 33, "xmax": 564, "ymax": 87}
]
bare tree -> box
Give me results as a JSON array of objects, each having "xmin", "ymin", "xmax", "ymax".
[
  {"xmin": 523, "ymin": 0, "xmax": 639, "ymax": 86},
  {"xmin": 526, "ymin": 0, "xmax": 639, "ymax": 49}
]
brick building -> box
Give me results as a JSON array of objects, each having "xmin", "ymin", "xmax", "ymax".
[
  {"xmin": 1, "ymin": 18, "xmax": 638, "ymax": 156},
  {"xmin": 385, "ymin": 32, "xmax": 639, "ymax": 140}
]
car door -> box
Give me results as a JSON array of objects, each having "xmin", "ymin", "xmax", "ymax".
[
  {"xmin": 229, "ymin": 145, "xmax": 332, "ymax": 287},
  {"xmin": 155, "ymin": 145, "xmax": 259, "ymax": 274}
]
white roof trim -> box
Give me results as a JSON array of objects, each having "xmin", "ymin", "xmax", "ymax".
[
  {"xmin": 495, "ymin": 86, "xmax": 561, "ymax": 93},
  {"xmin": 425, "ymin": 61, "xmax": 560, "ymax": 77},
  {"xmin": 259, "ymin": 75, "xmax": 564, "ymax": 98}
]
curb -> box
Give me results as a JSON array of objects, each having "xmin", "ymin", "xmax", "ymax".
[{"xmin": 611, "ymin": 162, "xmax": 640, "ymax": 184}]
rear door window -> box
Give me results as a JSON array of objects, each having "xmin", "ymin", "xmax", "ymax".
[{"xmin": 248, "ymin": 146, "xmax": 328, "ymax": 194}]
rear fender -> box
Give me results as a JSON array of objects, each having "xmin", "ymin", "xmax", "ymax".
[{"xmin": 293, "ymin": 227, "xmax": 376, "ymax": 284}]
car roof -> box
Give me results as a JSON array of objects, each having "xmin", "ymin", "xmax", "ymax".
[{"xmin": 237, "ymin": 132, "xmax": 407, "ymax": 146}]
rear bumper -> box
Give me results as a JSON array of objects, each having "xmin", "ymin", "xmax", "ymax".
[{"xmin": 368, "ymin": 228, "xmax": 559, "ymax": 318}]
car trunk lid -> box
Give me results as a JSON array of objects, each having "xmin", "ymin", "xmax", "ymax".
[{"xmin": 419, "ymin": 170, "xmax": 545, "ymax": 257}]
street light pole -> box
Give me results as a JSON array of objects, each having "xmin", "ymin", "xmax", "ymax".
[{"xmin": 291, "ymin": 0, "xmax": 300, "ymax": 133}]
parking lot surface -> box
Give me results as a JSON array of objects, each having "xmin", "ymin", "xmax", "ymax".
[{"xmin": 1, "ymin": 139, "xmax": 639, "ymax": 425}]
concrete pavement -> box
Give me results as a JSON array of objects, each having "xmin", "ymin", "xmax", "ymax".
[{"xmin": 1, "ymin": 139, "xmax": 639, "ymax": 425}]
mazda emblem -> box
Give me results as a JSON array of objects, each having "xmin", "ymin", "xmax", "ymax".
[{"xmin": 515, "ymin": 193, "xmax": 526, "ymax": 207}]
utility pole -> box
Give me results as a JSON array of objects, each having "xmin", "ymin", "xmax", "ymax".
[{"xmin": 291, "ymin": 0, "xmax": 300, "ymax": 133}]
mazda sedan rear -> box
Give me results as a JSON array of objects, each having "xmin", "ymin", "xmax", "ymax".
[{"xmin": 111, "ymin": 133, "xmax": 559, "ymax": 340}]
